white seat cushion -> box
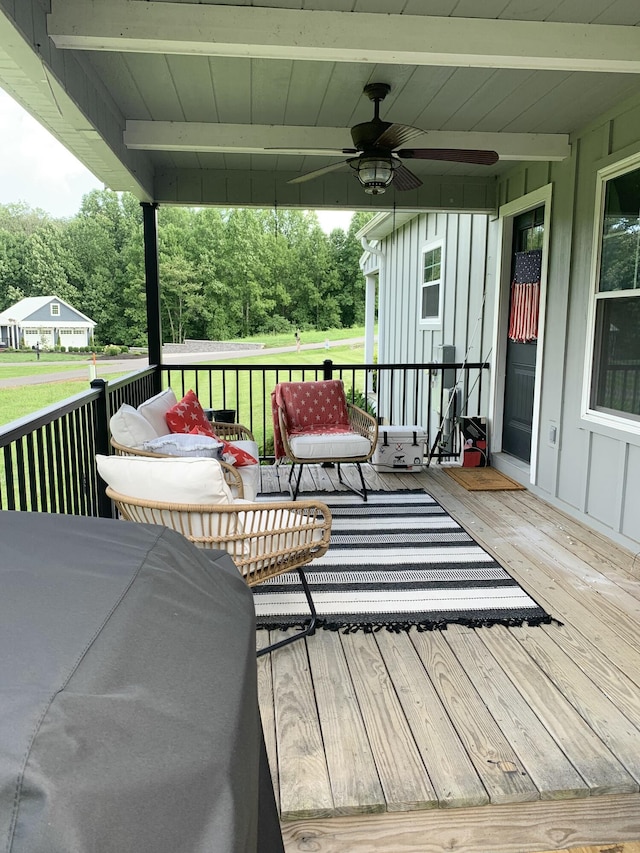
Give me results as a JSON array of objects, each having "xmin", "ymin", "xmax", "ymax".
[
  {"xmin": 96, "ymin": 454, "xmax": 233, "ymax": 504},
  {"xmin": 136, "ymin": 387, "xmax": 177, "ymax": 437},
  {"xmin": 110, "ymin": 404, "xmax": 158, "ymax": 447},
  {"xmin": 233, "ymin": 500, "xmax": 325, "ymax": 557},
  {"xmin": 289, "ymin": 431, "xmax": 371, "ymax": 460}
]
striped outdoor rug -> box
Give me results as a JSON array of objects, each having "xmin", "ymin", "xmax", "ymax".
[{"xmin": 253, "ymin": 490, "xmax": 553, "ymax": 632}]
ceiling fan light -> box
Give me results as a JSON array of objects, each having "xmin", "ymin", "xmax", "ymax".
[{"xmin": 355, "ymin": 156, "xmax": 395, "ymax": 194}]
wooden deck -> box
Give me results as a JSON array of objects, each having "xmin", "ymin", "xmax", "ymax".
[{"xmin": 256, "ymin": 463, "xmax": 640, "ymax": 853}]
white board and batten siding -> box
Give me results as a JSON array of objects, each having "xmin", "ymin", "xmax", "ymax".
[
  {"xmin": 364, "ymin": 90, "xmax": 640, "ymax": 551},
  {"xmin": 362, "ymin": 212, "xmax": 496, "ymax": 430},
  {"xmin": 496, "ymin": 90, "xmax": 640, "ymax": 550}
]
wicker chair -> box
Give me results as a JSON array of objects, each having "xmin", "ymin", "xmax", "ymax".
[
  {"xmin": 207, "ymin": 421, "xmax": 255, "ymax": 442},
  {"xmin": 272, "ymin": 379, "xmax": 378, "ymax": 501},
  {"xmin": 110, "ymin": 436, "xmax": 246, "ymax": 497},
  {"xmin": 106, "ymin": 485, "xmax": 332, "ymax": 656}
]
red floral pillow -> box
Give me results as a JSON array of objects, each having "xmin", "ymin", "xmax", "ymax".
[
  {"xmin": 166, "ymin": 390, "xmax": 215, "ymax": 437},
  {"xmin": 189, "ymin": 427, "xmax": 257, "ymax": 467}
]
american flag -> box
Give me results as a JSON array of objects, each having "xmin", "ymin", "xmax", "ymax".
[{"xmin": 508, "ymin": 249, "xmax": 542, "ymax": 343}]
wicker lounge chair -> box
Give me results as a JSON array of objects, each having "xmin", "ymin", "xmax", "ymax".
[
  {"xmin": 110, "ymin": 435, "xmax": 246, "ymax": 497},
  {"xmin": 272, "ymin": 379, "xmax": 378, "ymax": 500},
  {"xmin": 97, "ymin": 454, "xmax": 332, "ymax": 657}
]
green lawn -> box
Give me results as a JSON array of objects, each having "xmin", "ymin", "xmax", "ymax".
[
  {"xmin": 241, "ymin": 325, "xmax": 366, "ymax": 349},
  {"xmin": 0, "ymin": 374, "xmax": 124, "ymax": 426},
  {"xmin": 0, "ymin": 345, "xmax": 370, "ymax": 430},
  {"xmin": 0, "ymin": 363, "xmax": 94, "ymax": 380}
]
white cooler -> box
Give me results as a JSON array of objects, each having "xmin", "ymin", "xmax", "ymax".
[{"xmin": 372, "ymin": 425, "xmax": 428, "ymax": 472}]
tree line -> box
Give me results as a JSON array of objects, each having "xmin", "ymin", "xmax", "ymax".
[{"xmin": 0, "ymin": 191, "xmax": 374, "ymax": 346}]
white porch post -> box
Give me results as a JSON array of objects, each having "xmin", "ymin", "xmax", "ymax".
[{"xmin": 364, "ymin": 274, "xmax": 376, "ymax": 364}]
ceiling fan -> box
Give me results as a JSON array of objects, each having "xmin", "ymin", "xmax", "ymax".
[{"xmin": 288, "ymin": 83, "xmax": 499, "ymax": 195}]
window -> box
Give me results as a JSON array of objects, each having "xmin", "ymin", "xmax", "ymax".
[
  {"xmin": 589, "ymin": 163, "xmax": 640, "ymax": 421},
  {"xmin": 50, "ymin": 303, "xmax": 60, "ymax": 316},
  {"xmin": 420, "ymin": 242, "xmax": 443, "ymax": 326}
]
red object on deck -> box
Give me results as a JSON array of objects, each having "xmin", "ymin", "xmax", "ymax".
[
  {"xmin": 463, "ymin": 448, "xmax": 482, "ymax": 467},
  {"xmin": 462, "ymin": 440, "xmax": 486, "ymax": 467}
]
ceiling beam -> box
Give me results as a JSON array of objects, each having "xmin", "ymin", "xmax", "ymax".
[
  {"xmin": 48, "ymin": 2, "xmax": 640, "ymax": 74},
  {"xmin": 124, "ymin": 121, "xmax": 571, "ymax": 162},
  {"xmin": 153, "ymin": 167, "xmax": 497, "ymax": 213}
]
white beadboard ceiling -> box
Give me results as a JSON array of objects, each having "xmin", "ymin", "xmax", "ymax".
[{"xmin": 1, "ymin": 0, "xmax": 640, "ymax": 211}]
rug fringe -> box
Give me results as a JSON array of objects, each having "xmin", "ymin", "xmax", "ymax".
[{"xmin": 257, "ymin": 613, "xmax": 561, "ymax": 635}]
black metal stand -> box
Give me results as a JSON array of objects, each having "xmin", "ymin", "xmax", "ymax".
[
  {"xmin": 337, "ymin": 462, "xmax": 368, "ymax": 501},
  {"xmin": 288, "ymin": 462, "xmax": 305, "ymax": 501},
  {"xmin": 256, "ymin": 568, "xmax": 317, "ymax": 657},
  {"xmin": 288, "ymin": 461, "xmax": 368, "ymax": 501}
]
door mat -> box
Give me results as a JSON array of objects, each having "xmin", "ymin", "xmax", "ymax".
[
  {"xmin": 254, "ymin": 490, "xmax": 551, "ymax": 632},
  {"xmin": 444, "ymin": 467, "xmax": 525, "ymax": 491}
]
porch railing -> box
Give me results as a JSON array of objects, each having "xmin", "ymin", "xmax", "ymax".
[
  {"xmin": 0, "ymin": 367, "xmax": 157, "ymax": 518},
  {"xmin": 0, "ymin": 359, "xmax": 489, "ymax": 518},
  {"xmin": 162, "ymin": 360, "xmax": 489, "ymax": 461}
]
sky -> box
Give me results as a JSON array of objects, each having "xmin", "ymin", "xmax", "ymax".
[{"xmin": 0, "ymin": 88, "xmax": 353, "ymax": 233}]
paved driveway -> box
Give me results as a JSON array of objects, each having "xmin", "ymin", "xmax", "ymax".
[{"xmin": 0, "ymin": 338, "xmax": 364, "ymax": 389}]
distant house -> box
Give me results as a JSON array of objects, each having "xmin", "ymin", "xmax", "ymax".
[{"xmin": 0, "ymin": 296, "xmax": 96, "ymax": 350}]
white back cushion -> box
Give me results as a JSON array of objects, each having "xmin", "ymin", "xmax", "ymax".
[
  {"xmin": 136, "ymin": 387, "xmax": 177, "ymax": 436},
  {"xmin": 96, "ymin": 454, "xmax": 233, "ymax": 504},
  {"xmin": 110, "ymin": 404, "xmax": 158, "ymax": 447}
]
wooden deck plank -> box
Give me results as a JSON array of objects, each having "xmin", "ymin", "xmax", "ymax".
[
  {"xmin": 271, "ymin": 630, "xmax": 334, "ymax": 820},
  {"xmin": 339, "ymin": 630, "xmax": 439, "ymax": 812},
  {"xmin": 409, "ymin": 629, "xmax": 539, "ymax": 804},
  {"xmin": 493, "ymin": 492, "xmax": 640, "ymax": 627},
  {"xmin": 256, "ymin": 631, "xmax": 279, "ymax": 809},
  {"xmin": 512, "ymin": 625, "xmax": 640, "ymax": 785},
  {"xmin": 374, "ymin": 630, "xmax": 489, "ymax": 809},
  {"xmin": 258, "ymin": 463, "xmax": 281, "ymax": 495},
  {"xmin": 538, "ymin": 622, "xmax": 640, "ymax": 725},
  {"xmin": 281, "ymin": 793, "xmax": 640, "ymax": 853},
  {"xmin": 420, "ymin": 472, "xmax": 640, "ymax": 686},
  {"xmin": 504, "ymin": 488, "xmax": 640, "ymax": 583},
  {"xmin": 483, "ymin": 537, "xmax": 640, "ymax": 687},
  {"xmin": 475, "ymin": 625, "xmax": 638, "ymax": 795},
  {"xmin": 305, "ymin": 630, "xmax": 386, "ymax": 816},
  {"xmin": 256, "ymin": 466, "xmax": 640, "ymax": 846},
  {"xmin": 444, "ymin": 624, "xmax": 590, "ymax": 799}
]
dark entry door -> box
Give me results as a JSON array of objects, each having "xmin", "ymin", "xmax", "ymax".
[{"xmin": 502, "ymin": 207, "xmax": 544, "ymax": 463}]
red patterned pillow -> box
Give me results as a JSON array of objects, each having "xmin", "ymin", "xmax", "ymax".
[
  {"xmin": 166, "ymin": 390, "xmax": 215, "ymax": 437},
  {"xmin": 189, "ymin": 427, "xmax": 257, "ymax": 467},
  {"xmin": 219, "ymin": 441, "xmax": 257, "ymax": 467}
]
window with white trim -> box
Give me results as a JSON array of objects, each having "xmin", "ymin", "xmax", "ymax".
[
  {"xmin": 419, "ymin": 242, "xmax": 443, "ymax": 327},
  {"xmin": 590, "ymin": 163, "xmax": 640, "ymax": 421},
  {"xmin": 50, "ymin": 303, "xmax": 60, "ymax": 316}
]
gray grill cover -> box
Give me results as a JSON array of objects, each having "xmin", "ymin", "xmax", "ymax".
[{"xmin": 0, "ymin": 511, "xmax": 282, "ymax": 853}]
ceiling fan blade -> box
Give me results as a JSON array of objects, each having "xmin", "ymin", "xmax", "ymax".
[
  {"xmin": 264, "ymin": 147, "xmax": 358, "ymax": 155},
  {"xmin": 398, "ymin": 148, "xmax": 499, "ymax": 165},
  {"xmin": 392, "ymin": 162, "xmax": 423, "ymax": 192},
  {"xmin": 287, "ymin": 159, "xmax": 349, "ymax": 185},
  {"xmin": 374, "ymin": 123, "xmax": 428, "ymax": 151}
]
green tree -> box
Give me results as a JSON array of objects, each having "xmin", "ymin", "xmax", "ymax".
[{"xmin": 22, "ymin": 225, "xmax": 79, "ymax": 304}]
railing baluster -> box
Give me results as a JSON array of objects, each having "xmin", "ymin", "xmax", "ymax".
[
  {"xmin": 15, "ymin": 440, "xmax": 27, "ymax": 512},
  {"xmin": 26, "ymin": 433, "xmax": 38, "ymax": 511},
  {"xmin": 3, "ymin": 445, "xmax": 15, "ymax": 510},
  {"xmin": 1, "ymin": 361, "xmax": 489, "ymax": 519}
]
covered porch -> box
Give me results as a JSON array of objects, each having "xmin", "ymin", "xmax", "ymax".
[
  {"xmin": 2, "ymin": 2, "xmax": 640, "ymax": 851},
  {"xmin": 257, "ymin": 464, "xmax": 640, "ymax": 852}
]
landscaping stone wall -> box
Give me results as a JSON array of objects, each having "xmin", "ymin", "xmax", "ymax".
[{"xmin": 163, "ymin": 339, "xmax": 264, "ymax": 354}]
